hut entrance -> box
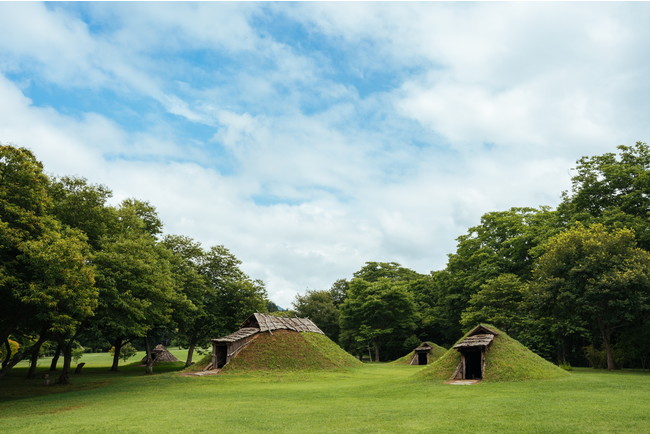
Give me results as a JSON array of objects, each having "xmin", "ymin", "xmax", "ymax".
[
  {"xmin": 464, "ymin": 349, "xmax": 483, "ymax": 379},
  {"xmin": 417, "ymin": 352, "xmax": 428, "ymax": 365},
  {"xmin": 215, "ymin": 344, "xmax": 228, "ymax": 368}
]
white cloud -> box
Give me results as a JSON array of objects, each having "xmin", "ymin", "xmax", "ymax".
[{"xmin": 2, "ymin": 2, "xmax": 650, "ymax": 307}]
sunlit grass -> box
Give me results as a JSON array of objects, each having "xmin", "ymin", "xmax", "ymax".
[{"xmin": 1, "ymin": 355, "xmax": 649, "ymax": 432}]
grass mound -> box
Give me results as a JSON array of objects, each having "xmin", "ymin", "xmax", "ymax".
[
  {"xmin": 392, "ymin": 342, "xmax": 447, "ymax": 365},
  {"xmin": 222, "ymin": 330, "xmax": 361, "ymax": 372},
  {"xmin": 419, "ymin": 325, "xmax": 569, "ymax": 382}
]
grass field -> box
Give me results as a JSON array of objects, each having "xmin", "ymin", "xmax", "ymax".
[{"xmin": 1, "ymin": 351, "xmax": 649, "ymax": 433}]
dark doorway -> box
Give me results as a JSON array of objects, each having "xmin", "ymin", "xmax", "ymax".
[
  {"xmin": 464, "ymin": 350, "xmax": 483, "ymax": 379},
  {"xmin": 216, "ymin": 345, "xmax": 228, "ymax": 368},
  {"xmin": 417, "ymin": 352, "xmax": 428, "ymax": 365}
]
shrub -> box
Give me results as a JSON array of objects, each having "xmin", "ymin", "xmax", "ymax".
[
  {"xmin": 0, "ymin": 339, "xmax": 20, "ymax": 359},
  {"xmin": 110, "ymin": 343, "xmax": 137, "ymax": 362}
]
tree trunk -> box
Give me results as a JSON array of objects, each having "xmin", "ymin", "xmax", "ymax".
[
  {"xmin": 50, "ymin": 343, "xmax": 62, "ymax": 371},
  {"xmin": 144, "ymin": 335, "xmax": 154, "ymax": 375},
  {"xmin": 374, "ymin": 340, "xmax": 380, "ymax": 363},
  {"xmin": 26, "ymin": 337, "xmax": 47, "ymax": 379},
  {"xmin": 598, "ymin": 319, "xmax": 617, "ymax": 370},
  {"xmin": 57, "ymin": 333, "xmax": 79, "ymax": 385},
  {"xmin": 185, "ymin": 338, "xmax": 196, "ymax": 367},
  {"xmin": 0, "ymin": 333, "xmax": 46, "ymax": 380},
  {"xmin": 2, "ymin": 339, "xmax": 11, "ymax": 369},
  {"xmin": 110, "ymin": 339, "xmax": 123, "ymax": 372}
]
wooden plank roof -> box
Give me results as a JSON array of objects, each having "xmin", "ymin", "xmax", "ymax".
[
  {"xmin": 212, "ymin": 327, "xmax": 259, "ymax": 343},
  {"xmin": 453, "ymin": 333, "xmax": 495, "ymax": 349},
  {"xmin": 245, "ymin": 313, "xmax": 325, "ymax": 334},
  {"xmin": 212, "ymin": 313, "xmax": 325, "ymax": 344}
]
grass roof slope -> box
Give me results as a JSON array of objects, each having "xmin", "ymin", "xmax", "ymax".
[
  {"xmin": 222, "ymin": 330, "xmax": 361, "ymax": 372},
  {"xmin": 392, "ymin": 342, "xmax": 447, "ymax": 364},
  {"xmin": 419, "ymin": 325, "xmax": 569, "ymax": 382}
]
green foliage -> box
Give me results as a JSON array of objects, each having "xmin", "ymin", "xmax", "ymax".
[
  {"xmin": 340, "ymin": 277, "xmax": 417, "ymax": 361},
  {"xmin": 461, "ymin": 273, "xmax": 525, "ymax": 334},
  {"xmin": 353, "ymin": 262, "xmax": 423, "ymax": 282},
  {"xmin": 560, "ymin": 141, "xmax": 650, "ymax": 249},
  {"xmin": 109, "ymin": 343, "xmax": 137, "ymax": 362},
  {"xmin": 529, "ymin": 223, "xmax": 650, "ymax": 369},
  {"xmin": 0, "ymin": 339, "xmax": 20, "ymax": 359},
  {"xmin": 293, "ymin": 289, "xmax": 340, "ymax": 341}
]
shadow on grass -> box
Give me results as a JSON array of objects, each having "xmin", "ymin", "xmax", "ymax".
[{"xmin": 0, "ymin": 362, "xmax": 185, "ymax": 402}]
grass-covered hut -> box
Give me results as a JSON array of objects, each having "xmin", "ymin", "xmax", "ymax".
[
  {"xmin": 210, "ymin": 313, "xmax": 360, "ymax": 371},
  {"xmin": 393, "ymin": 342, "xmax": 447, "ymax": 365},
  {"xmin": 419, "ymin": 324, "xmax": 569, "ymax": 382}
]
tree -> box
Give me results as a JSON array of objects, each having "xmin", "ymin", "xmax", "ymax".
[
  {"xmin": 293, "ymin": 289, "xmax": 340, "ymax": 341},
  {"xmin": 434, "ymin": 207, "xmax": 559, "ymax": 343},
  {"xmin": 162, "ymin": 235, "xmax": 206, "ymax": 367},
  {"xmin": 92, "ymin": 201, "xmax": 178, "ymax": 372},
  {"xmin": 559, "ymin": 142, "xmax": 650, "ymax": 249},
  {"xmin": 48, "ymin": 176, "xmax": 115, "ymax": 250},
  {"xmin": 529, "ymin": 224, "xmax": 650, "ymax": 370},
  {"xmin": 339, "ymin": 278, "xmax": 417, "ymax": 361},
  {"xmin": 0, "ymin": 145, "xmax": 52, "ymax": 352},
  {"xmin": 352, "ymin": 262, "xmax": 422, "ymax": 282},
  {"xmin": 19, "ymin": 226, "xmax": 96, "ymax": 383},
  {"xmin": 460, "ymin": 273, "xmax": 525, "ymax": 334},
  {"xmin": 0, "ymin": 146, "xmax": 96, "ymax": 383}
]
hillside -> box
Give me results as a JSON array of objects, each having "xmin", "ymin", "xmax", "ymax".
[
  {"xmin": 221, "ymin": 330, "xmax": 362, "ymax": 372},
  {"xmin": 419, "ymin": 325, "xmax": 569, "ymax": 382}
]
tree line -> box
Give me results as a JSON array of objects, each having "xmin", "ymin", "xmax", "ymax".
[
  {"xmin": 0, "ymin": 145, "xmax": 269, "ymax": 384},
  {"xmin": 2, "ymin": 142, "xmax": 648, "ymax": 381},
  {"xmin": 292, "ymin": 143, "xmax": 650, "ymax": 369}
]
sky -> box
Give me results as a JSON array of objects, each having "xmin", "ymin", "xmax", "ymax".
[{"xmin": 1, "ymin": 2, "xmax": 650, "ymax": 307}]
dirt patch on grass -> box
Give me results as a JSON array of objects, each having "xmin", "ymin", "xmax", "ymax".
[{"xmin": 46, "ymin": 405, "xmax": 85, "ymax": 414}]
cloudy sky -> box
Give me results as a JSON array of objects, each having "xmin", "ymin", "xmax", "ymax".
[{"xmin": 1, "ymin": 2, "xmax": 649, "ymax": 307}]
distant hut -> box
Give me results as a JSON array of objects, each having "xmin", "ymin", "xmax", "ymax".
[
  {"xmin": 394, "ymin": 341, "xmax": 447, "ymax": 365},
  {"xmin": 211, "ymin": 313, "xmax": 325, "ymax": 369},
  {"xmin": 141, "ymin": 344, "xmax": 178, "ymax": 364},
  {"xmin": 413, "ymin": 343, "xmax": 434, "ymax": 365}
]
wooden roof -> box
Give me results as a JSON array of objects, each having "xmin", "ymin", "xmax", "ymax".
[
  {"xmin": 212, "ymin": 327, "xmax": 259, "ymax": 343},
  {"xmin": 212, "ymin": 313, "xmax": 324, "ymax": 344},
  {"xmin": 453, "ymin": 333, "xmax": 495, "ymax": 349},
  {"xmin": 242, "ymin": 313, "xmax": 325, "ymax": 334},
  {"xmin": 415, "ymin": 342, "xmax": 432, "ymax": 351},
  {"xmin": 453, "ymin": 324, "xmax": 499, "ymax": 349}
]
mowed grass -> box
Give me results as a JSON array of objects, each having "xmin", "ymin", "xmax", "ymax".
[{"xmin": 1, "ymin": 353, "xmax": 649, "ymax": 433}]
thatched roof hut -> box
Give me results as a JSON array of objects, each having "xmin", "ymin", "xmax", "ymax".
[
  {"xmin": 210, "ymin": 313, "xmax": 325, "ymax": 369},
  {"xmin": 140, "ymin": 344, "xmax": 178, "ymax": 364}
]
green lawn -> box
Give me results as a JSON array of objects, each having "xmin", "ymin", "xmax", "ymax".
[{"xmin": 1, "ymin": 353, "xmax": 649, "ymax": 433}]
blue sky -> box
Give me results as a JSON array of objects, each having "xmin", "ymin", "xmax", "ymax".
[{"xmin": 2, "ymin": 2, "xmax": 650, "ymax": 307}]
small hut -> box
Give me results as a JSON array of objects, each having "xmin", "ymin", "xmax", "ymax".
[
  {"xmin": 413, "ymin": 343, "xmax": 433, "ymax": 365},
  {"xmin": 211, "ymin": 313, "xmax": 324, "ymax": 369},
  {"xmin": 141, "ymin": 344, "xmax": 178, "ymax": 364},
  {"xmin": 451, "ymin": 324, "xmax": 497, "ymax": 380},
  {"xmin": 420, "ymin": 324, "xmax": 569, "ymax": 382}
]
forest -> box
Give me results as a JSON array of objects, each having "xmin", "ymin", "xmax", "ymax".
[{"xmin": 1, "ymin": 142, "xmax": 649, "ymax": 385}]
